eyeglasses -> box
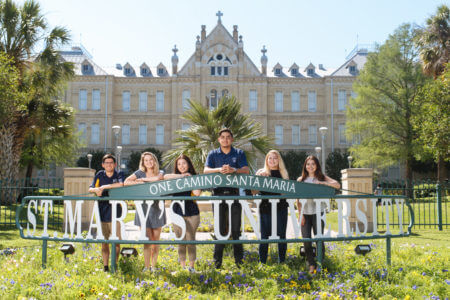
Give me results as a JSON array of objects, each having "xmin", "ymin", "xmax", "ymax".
[{"xmin": 103, "ymin": 161, "xmax": 115, "ymax": 165}]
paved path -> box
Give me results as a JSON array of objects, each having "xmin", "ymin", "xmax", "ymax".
[{"xmin": 123, "ymin": 208, "xmax": 338, "ymax": 241}]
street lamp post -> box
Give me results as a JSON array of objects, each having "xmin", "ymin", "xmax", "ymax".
[
  {"xmin": 319, "ymin": 127, "xmax": 328, "ymax": 173},
  {"xmin": 347, "ymin": 156, "xmax": 353, "ymax": 169},
  {"xmin": 87, "ymin": 153, "xmax": 93, "ymax": 169},
  {"xmin": 315, "ymin": 147, "xmax": 322, "ymax": 164},
  {"xmin": 112, "ymin": 126, "xmax": 121, "ymax": 171},
  {"xmin": 116, "ymin": 146, "xmax": 122, "ymax": 172}
]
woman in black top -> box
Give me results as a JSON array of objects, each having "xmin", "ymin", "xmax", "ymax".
[
  {"xmin": 254, "ymin": 150, "xmax": 289, "ymax": 263},
  {"xmin": 164, "ymin": 155, "xmax": 201, "ymax": 272}
]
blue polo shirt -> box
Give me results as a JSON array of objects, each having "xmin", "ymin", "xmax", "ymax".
[
  {"xmin": 205, "ymin": 146, "xmax": 248, "ymax": 170},
  {"xmin": 90, "ymin": 170, "xmax": 125, "ymax": 222}
]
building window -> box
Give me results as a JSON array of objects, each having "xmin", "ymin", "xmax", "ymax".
[
  {"xmin": 122, "ymin": 91, "xmax": 130, "ymax": 112},
  {"xmin": 338, "ymin": 89, "xmax": 347, "ymax": 111},
  {"xmin": 349, "ymin": 65, "xmax": 356, "ymax": 73},
  {"xmin": 210, "ymin": 66, "xmax": 215, "ymax": 76},
  {"xmin": 224, "ymin": 66, "xmax": 228, "ymax": 76},
  {"xmin": 308, "ymin": 125, "xmax": 317, "ymax": 145},
  {"xmin": 79, "ymin": 89, "xmax": 87, "ymax": 111},
  {"xmin": 122, "ymin": 124, "xmax": 130, "ymax": 145},
  {"xmin": 91, "ymin": 123, "xmax": 100, "ymax": 145},
  {"xmin": 217, "ymin": 66, "xmax": 222, "ymax": 76},
  {"xmin": 139, "ymin": 91, "xmax": 147, "ymax": 112},
  {"xmin": 124, "ymin": 68, "xmax": 131, "ymax": 75},
  {"xmin": 78, "ymin": 123, "xmax": 87, "ymax": 143},
  {"xmin": 92, "ymin": 89, "xmax": 100, "ymax": 111},
  {"xmin": 209, "ymin": 89, "xmax": 218, "ymax": 109},
  {"xmin": 291, "ymin": 68, "xmax": 298, "ymax": 76},
  {"xmin": 291, "ymin": 91, "xmax": 300, "ymax": 112},
  {"xmin": 249, "ymin": 90, "xmax": 257, "ymax": 112},
  {"xmin": 339, "ymin": 124, "xmax": 347, "ymax": 144},
  {"xmin": 139, "ymin": 124, "xmax": 147, "ymax": 145},
  {"xmin": 275, "ymin": 125, "xmax": 283, "ymax": 145},
  {"xmin": 156, "ymin": 91, "xmax": 164, "ymax": 112},
  {"xmin": 292, "ymin": 125, "xmax": 300, "ymax": 145},
  {"xmin": 307, "ymin": 68, "xmax": 314, "ymax": 76},
  {"xmin": 181, "ymin": 123, "xmax": 190, "ymax": 131},
  {"xmin": 308, "ymin": 91, "xmax": 316, "ymax": 112},
  {"xmin": 221, "ymin": 89, "xmax": 228, "ymax": 98},
  {"xmin": 182, "ymin": 89, "xmax": 191, "ymax": 111},
  {"xmin": 157, "ymin": 68, "xmax": 164, "ymax": 76},
  {"xmin": 351, "ymin": 91, "xmax": 357, "ymax": 99},
  {"xmin": 141, "ymin": 68, "xmax": 148, "ymax": 76},
  {"xmin": 82, "ymin": 64, "xmax": 89, "ymax": 73},
  {"xmin": 156, "ymin": 124, "xmax": 164, "ymax": 145},
  {"xmin": 352, "ymin": 133, "xmax": 361, "ymax": 145},
  {"xmin": 275, "ymin": 91, "xmax": 283, "ymax": 112},
  {"xmin": 275, "ymin": 68, "xmax": 281, "ymax": 75}
]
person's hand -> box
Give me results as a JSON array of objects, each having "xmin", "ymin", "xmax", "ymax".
[
  {"xmin": 301, "ymin": 216, "xmax": 306, "ymax": 226},
  {"xmin": 257, "ymin": 171, "xmax": 269, "ymax": 177},
  {"xmin": 183, "ymin": 172, "xmax": 192, "ymax": 177},
  {"xmin": 94, "ymin": 187, "xmax": 103, "ymax": 197},
  {"xmin": 136, "ymin": 178, "xmax": 145, "ymax": 183},
  {"xmin": 221, "ymin": 164, "xmax": 236, "ymax": 174},
  {"xmin": 157, "ymin": 172, "xmax": 164, "ymax": 180}
]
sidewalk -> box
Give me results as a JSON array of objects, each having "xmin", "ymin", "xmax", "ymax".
[{"xmin": 124, "ymin": 209, "xmax": 338, "ymax": 240}]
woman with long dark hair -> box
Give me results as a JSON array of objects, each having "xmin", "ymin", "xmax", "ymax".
[
  {"xmin": 296, "ymin": 155, "xmax": 340, "ymax": 273},
  {"xmin": 164, "ymin": 154, "xmax": 201, "ymax": 272}
]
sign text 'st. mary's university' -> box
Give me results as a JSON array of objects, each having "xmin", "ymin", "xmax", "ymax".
[{"xmin": 22, "ymin": 174, "xmax": 408, "ymax": 243}]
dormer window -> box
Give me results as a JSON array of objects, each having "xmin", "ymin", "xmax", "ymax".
[
  {"xmin": 349, "ymin": 65, "xmax": 356, "ymax": 73},
  {"xmin": 291, "ymin": 68, "xmax": 298, "ymax": 76},
  {"xmin": 124, "ymin": 68, "xmax": 131, "ymax": 75},
  {"xmin": 307, "ymin": 68, "xmax": 314, "ymax": 76},
  {"xmin": 158, "ymin": 68, "xmax": 164, "ymax": 76},
  {"xmin": 82, "ymin": 64, "xmax": 90, "ymax": 73},
  {"xmin": 208, "ymin": 54, "xmax": 231, "ymax": 77},
  {"xmin": 275, "ymin": 68, "xmax": 281, "ymax": 75},
  {"xmin": 141, "ymin": 68, "xmax": 148, "ymax": 75}
]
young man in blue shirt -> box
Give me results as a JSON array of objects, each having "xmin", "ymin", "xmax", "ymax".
[
  {"xmin": 89, "ymin": 154, "xmax": 124, "ymax": 271},
  {"xmin": 204, "ymin": 128, "xmax": 249, "ymax": 268}
]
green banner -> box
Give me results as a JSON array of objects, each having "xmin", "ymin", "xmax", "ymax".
[{"xmin": 109, "ymin": 174, "xmax": 336, "ymax": 198}]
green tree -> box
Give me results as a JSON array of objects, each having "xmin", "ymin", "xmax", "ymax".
[
  {"xmin": 163, "ymin": 96, "xmax": 273, "ymax": 172},
  {"xmin": 346, "ymin": 24, "xmax": 428, "ymax": 183},
  {"xmin": 0, "ymin": 0, "xmax": 75, "ymax": 181},
  {"xmin": 412, "ymin": 66, "xmax": 450, "ymax": 181},
  {"xmin": 415, "ymin": 5, "xmax": 449, "ymax": 78},
  {"xmin": 76, "ymin": 150, "xmax": 107, "ymax": 172},
  {"xmin": 325, "ymin": 149, "xmax": 349, "ymax": 183},
  {"xmin": 280, "ymin": 150, "xmax": 307, "ymax": 180},
  {"xmin": 127, "ymin": 147, "xmax": 163, "ymax": 173}
]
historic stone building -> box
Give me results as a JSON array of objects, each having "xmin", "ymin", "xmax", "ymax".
[{"xmin": 60, "ymin": 12, "xmax": 367, "ymax": 170}]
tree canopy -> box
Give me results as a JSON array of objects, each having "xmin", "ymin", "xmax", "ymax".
[{"xmin": 346, "ymin": 24, "xmax": 428, "ymax": 182}]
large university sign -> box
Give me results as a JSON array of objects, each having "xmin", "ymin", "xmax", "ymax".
[{"xmin": 16, "ymin": 174, "xmax": 414, "ymax": 270}]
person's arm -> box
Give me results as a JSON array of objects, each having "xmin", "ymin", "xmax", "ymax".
[
  {"xmin": 164, "ymin": 173, "xmax": 190, "ymax": 180},
  {"xmin": 318, "ymin": 175, "xmax": 340, "ymax": 189},
  {"xmin": 296, "ymin": 199, "xmax": 305, "ymax": 226},
  {"xmin": 203, "ymin": 166, "xmax": 222, "ymax": 174},
  {"xmin": 191, "ymin": 189, "xmax": 201, "ymax": 196},
  {"xmin": 124, "ymin": 173, "xmax": 138, "ymax": 185},
  {"xmin": 141, "ymin": 173, "xmax": 163, "ymax": 182},
  {"xmin": 89, "ymin": 174, "xmax": 102, "ymax": 196}
]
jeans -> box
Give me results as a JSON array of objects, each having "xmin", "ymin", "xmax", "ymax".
[
  {"xmin": 259, "ymin": 207, "xmax": 288, "ymax": 263},
  {"xmin": 213, "ymin": 200, "xmax": 243, "ymax": 266},
  {"xmin": 301, "ymin": 213, "xmax": 325, "ymax": 267}
]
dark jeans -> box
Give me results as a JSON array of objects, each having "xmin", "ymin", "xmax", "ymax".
[
  {"xmin": 212, "ymin": 200, "xmax": 243, "ymax": 266},
  {"xmin": 301, "ymin": 213, "xmax": 325, "ymax": 267},
  {"xmin": 259, "ymin": 207, "xmax": 288, "ymax": 263}
]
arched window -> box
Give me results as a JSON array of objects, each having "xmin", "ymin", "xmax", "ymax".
[
  {"xmin": 221, "ymin": 89, "xmax": 229, "ymax": 99},
  {"xmin": 209, "ymin": 89, "xmax": 218, "ymax": 110}
]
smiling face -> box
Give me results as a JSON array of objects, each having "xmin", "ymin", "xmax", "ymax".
[
  {"xmin": 218, "ymin": 131, "xmax": 233, "ymax": 149},
  {"xmin": 102, "ymin": 158, "xmax": 116, "ymax": 173},
  {"xmin": 267, "ymin": 153, "xmax": 279, "ymax": 170},
  {"xmin": 305, "ymin": 158, "xmax": 317, "ymax": 177},
  {"xmin": 143, "ymin": 154, "xmax": 155, "ymax": 170},
  {"xmin": 176, "ymin": 158, "xmax": 189, "ymax": 174}
]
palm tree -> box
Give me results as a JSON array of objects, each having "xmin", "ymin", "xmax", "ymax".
[
  {"xmin": 416, "ymin": 5, "xmax": 449, "ymax": 78},
  {"xmin": 163, "ymin": 96, "xmax": 273, "ymax": 172},
  {"xmin": 0, "ymin": 0, "xmax": 75, "ymax": 184}
]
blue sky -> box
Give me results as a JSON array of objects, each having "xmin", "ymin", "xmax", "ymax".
[{"xmin": 32, "ymin": 0, "xmax": 446, "ymax": 70}]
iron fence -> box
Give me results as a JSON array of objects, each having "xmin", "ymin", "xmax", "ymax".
[
  {"xmin": 0, "ymin": 178, "xmax": 64, "ymax": 229},
  {"xmin": 374, "ymin": 179, "xmax": 449, "ymax": 230}
]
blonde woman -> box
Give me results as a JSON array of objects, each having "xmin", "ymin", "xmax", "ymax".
[
  {"xmin": 255, "ymin": 150, "xmax": 289, "ymax": 263},
  {"xmin": 125, "ymin": 152, "xmax": 165, "ymax": 271}
]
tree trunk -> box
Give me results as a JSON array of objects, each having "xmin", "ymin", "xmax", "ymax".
[
  {"xmin": 405, "ymin": 157, "xmax": 414, "ymax": 199},
  {"xmin": 0, "ymin": 124, "xmax": 21, "ymax": 204},
  {"xmin": 437, "ymin": 154, "xmax": 447, "ymax": 182}
]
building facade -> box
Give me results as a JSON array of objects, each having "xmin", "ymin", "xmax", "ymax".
[{"xmin": 61, "ymin": 13, "xmax": 367, "ymax": 170}]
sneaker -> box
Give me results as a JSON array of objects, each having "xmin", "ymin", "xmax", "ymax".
[
  {"xmin": 103, "ymin": 265, "xmax": 109, "ymax": 272},
  {"xmin": 214, "ymin": 261, "xmax": 222, "ymax": 269}
]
